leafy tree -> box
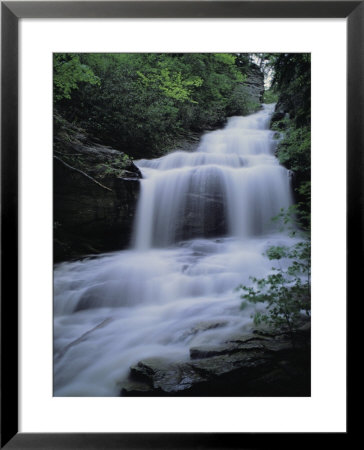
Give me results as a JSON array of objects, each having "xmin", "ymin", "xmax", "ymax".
[
  {"xmin": 271, "ymin": 119, "xmax": 311, "ymax": 218},
  {"xmin": 54, "ymin": 53, "xmax": 258, "ymax": 159},
  {"xmin": 271, "ymin": 53, "xmax": 311, "ymax": 127},
  {"xmin": 137, "ymin": 67, "xmax": 203, "ymax": 103},
  {"xmin": 276, "ymin": 125, "xmax": 310, "ymax": 176},
  {"xmin": 267, "ymin": 54, "xmax": 311, "ymax": 219},
  {"xmin": 237, "ymin": 208, "xmax": 310, "ymax": 344},
  {"xmin": 53, "ymin": 54, "xmax": 100, "ymax": 101},
  {"xmin": 238, "ymin": 240, "xmax": 310, "ymax": 343}
]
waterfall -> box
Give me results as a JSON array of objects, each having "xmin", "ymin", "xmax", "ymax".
[
  {"xmin": 53, "ymin": 104, "xmax": 294, "ymax": 396},
  {"xmin": 133, "ymin": 103, "xmax": 291, "ymax": 249}
]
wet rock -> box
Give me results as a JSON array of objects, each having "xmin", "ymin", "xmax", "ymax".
[
  {"xmin": 190, "ymin": 341, "xmax": 265, "ymax": 360},
  {"xmin": 180, "ymin": 320, "xmax": 228, "ymax": 340},
  {"xmin": 226, "ymin": 333, "xmax": 270, "ymax": 344},
  {"xmin": 119, "ymin": 380, "xmax": 154, "ymax": 396},
  {"xmin": 129, "ymin": 357, "xmax": 208, "ymax": 393},
  {"xmin": 122, "ymin": 325, "xmax": 310, "ymax": 397}
]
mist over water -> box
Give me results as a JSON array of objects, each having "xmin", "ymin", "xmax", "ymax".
[{"xmin": 54, "ymin": 104, "xmax": 293, "ymax": 396}]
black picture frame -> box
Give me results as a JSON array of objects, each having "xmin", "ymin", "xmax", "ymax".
[{"xmin": 1, "ymin": 1, "xmax": 357, "ymax": 448}]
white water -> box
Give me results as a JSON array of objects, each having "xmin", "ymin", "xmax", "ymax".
[{"xmin": 54, "ymin": 104, "xmax": 293, "ymax": 396}]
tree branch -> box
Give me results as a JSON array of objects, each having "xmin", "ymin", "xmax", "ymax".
[{"xmin": 54, "ymin": 155, "xmax": 113, "ymax": 192}]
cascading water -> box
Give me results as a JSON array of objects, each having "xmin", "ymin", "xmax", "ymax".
[
  {"xmin": 133, "ymin": 104, "xmax": 291, "ymax": 248},
  {"xmin": 54, "ymin": 104, "xmax": 294, "ymax": 396}
]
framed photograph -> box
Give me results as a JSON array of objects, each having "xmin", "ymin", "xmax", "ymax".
[{"xmin": 2, "ymin": 1, "xmax": 357, "ymax": 448}]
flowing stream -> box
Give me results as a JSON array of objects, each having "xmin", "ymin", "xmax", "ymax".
[{"xmin": 54, "ymin": 104, "xmax": 293, "ymax": 396}]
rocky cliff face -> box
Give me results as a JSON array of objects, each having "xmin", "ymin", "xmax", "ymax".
[
  {"xmin": 244, "ymin": 63, "xmax": 265, "ymax": 106},
  {"xmin": 54, "ymin": 116, "xmax": 141, "ymax": 262}
]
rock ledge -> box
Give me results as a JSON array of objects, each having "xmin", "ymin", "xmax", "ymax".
[{"xmin": 120, "ymin": 325, "xmax": 310, "ymax": 397}]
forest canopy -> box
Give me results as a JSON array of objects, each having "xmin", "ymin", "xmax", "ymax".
[{"xmin": 54, "ymin": 53, "xmax": 262, "ymax": 158}]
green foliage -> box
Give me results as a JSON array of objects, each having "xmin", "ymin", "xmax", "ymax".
[
  {"xmin": 276, "ymin": 125, "xmax": 310, "ymax": 176},
  {"xmin": 272, "ymin": 200, "xmax": 310, "ymax": 235},
  {"xmin": 137, "ymin": 67, "xmax": 203, "ymax": 103},
  {"xmin": 213, "ymin": 53, "xmax": 238, "ymax": 67},
  {"xmin": 260, "ymin": 54, "xmax": 311, "ymax": 210},
  {"xmin": 237, "ymin": 238, "xmax": 310, "ymax": 339},
  {"xmin": 270, "ymin": 53, "xmax": 311, "ymax": 218},
  {"xmin": 271, "ymin": 53, "xmax": 311, "ymax": 128},
  {"xmin": 53, "ymin": 54, "xmax": 100, "ymax": 101},
  {"xmin": 54, "ymin": 53, "xmax": 259, "ymax": 159},
  {"xmin": 273, "ymin": 117, "xmax": 311, "ymax": 222},
  {"xmin": 237, "ymin": 205, "xmax": 311, "ymax": 340},
  {"xmin": 262, "ymin": 89, "xmax": 279, "ymax": 104},
  {"xmin": 271, "ymin": 116, "xmax": 290, "ymax": 131},
  {"xmin": 95, "ymin": 153, "xmax": 133, "ymax": 177}
]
